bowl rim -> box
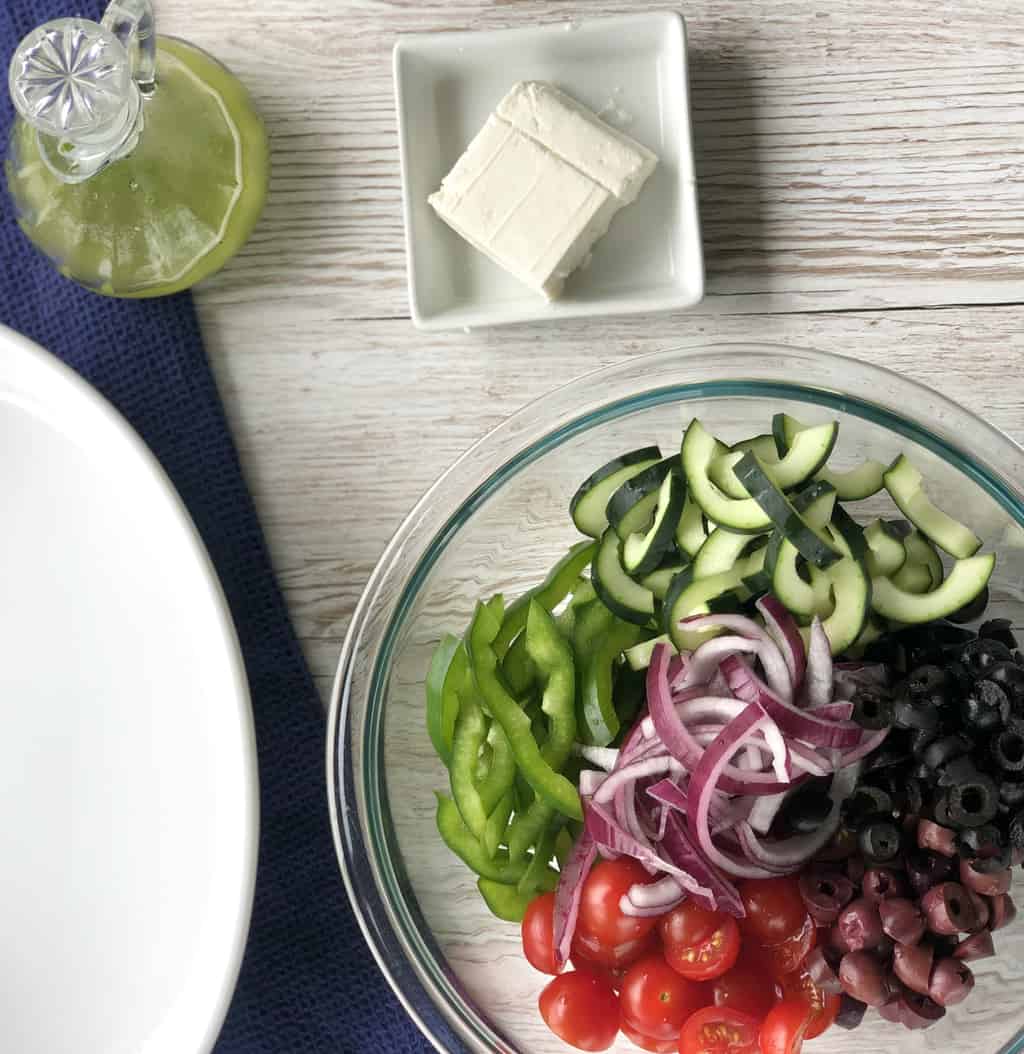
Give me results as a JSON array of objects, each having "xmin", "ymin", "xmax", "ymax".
[{"xmin": 327, "ymin": 342, "xmax": 1024, "ymax": 1054}]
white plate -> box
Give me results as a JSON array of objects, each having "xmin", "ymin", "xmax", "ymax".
[
  {"xmin": 394, "ymin": 10, "xmax": 704, "ymax": 330},
  {"xmin": 0, "ymin": 325, "xmax": 257, "ymax": 1054}
]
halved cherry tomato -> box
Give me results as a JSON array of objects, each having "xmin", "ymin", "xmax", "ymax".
[
  {"xmin": 620, "ymin": 1019, "xmax": 678, "ymax": 1052},
  {"xmin": 572, "ymin": 927, "xmax": 658, "ymax": 969},
  {"xmin": 663, "ymin": 913, "xmax": 741, "ymax": 981},
  {"xmin": 738, "ymin": 877, "xmax": 807, "ymax": 946},
  {"xmin": 678, "ymin": 1005, "xmax": 761, "ymax": 1054},
  {"xmin": 620, "ymin": 952, "xmax": 711, "ymax": 1041},
  {"xmin": 781, "ymin": 967, "xmax": 840, "ymax": 1040},
  {"xmin": 658, "ymin": 900, "xmax": 720, "ymax": 951},
  {"xmin": 711, "ymin": 957, "xmax": 778, "ymax": 1021},
  {"xmin": 750, "ymin": 916, "xmax": 816, "ymax": 980},
  {"xmin": 760, "ymin": 998, "xmax": 813, "ymax": 1054},
  {"xmin": 538, "ymin": 969, "xmax": 620, "ymax": 1052},
  {"xmin": 522, "ymin": 892, "xmax": 560, "ymax": 975},
  {"xmin": 578, "ymin": 859, "xmax": 660, "ymax": 949}
]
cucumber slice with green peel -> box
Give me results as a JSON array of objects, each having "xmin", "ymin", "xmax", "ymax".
[
  {"xmin": 675, "ymin": 490, "xmax": 709, "ymax": 557},
  {"xmin": 872, "ymin": 553, "xmax": 996, "ymax": 624},
  {"xmin": 622, "ymin": 471, "xmax": 686, "ymax": 576},
  {"xmin": 891, "ymin": 561, "xmax": 933, "ymax": 595},
  {"xmin": 901, "ymin": 529, "xmax": 945, "ymax": 589},
  {"xmin": 849, "ymin": 615, "xmax": 887, "ymax": 655},
  {"xmin": 772, "ymin": 412, "xmax": 805, "ymax": 456},
  {"xmin": 591, "ymin": 528, "xmax": 657, "ymax": 625},
  {"xmin": 733, "ymin": 433, "xmax": 780, "ymax": 461},
  {"xmin": 801, "ymin": 547, "xmax": 872, "ymax": 656},
  {"xmin": 710, "ymin": 422, "xmax": 839, "ymax": 499},
  {"xmin": 732, "ymin": 453, "xmax": 843, "ymax": 569},
  {"xmin": 864, "ymin": 519, "xmax": 908, "ymax": 578},
  {"xmin": 884, "ymin": 454, "xmax": 982, "ymax": 559},
  {"xmin": 640, "ymin": 563, "xmax": 687, "ymax": 600},
  {"xmin": 815, "ymin": 460, "xmax": 887, "ymax": 501},
  {"xmin": 570, "ymin": 446, "xmax": 662, "ymax": 538},
  {"xmin": 692, "ymin": 525, "xmax": 769, "ymax": 578},
  {"xmin": 606, "ymin": 456, "xmax": 678, "ymax": 540},
  {"xmin": 774, "ymin": 545, "xmax": 835, "ymax": 617},
  {"xmin": 624, "ymin": 633, "xmax": 674, "ymax": 671},
  {"xmin": 682, "ymin": 420, "xmax": 775, "ymax": 533}
]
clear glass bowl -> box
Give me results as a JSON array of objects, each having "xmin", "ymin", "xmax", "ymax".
[{"xmin": 328, "ymin": 344, "xmax": 1024, "ymax": 1054}]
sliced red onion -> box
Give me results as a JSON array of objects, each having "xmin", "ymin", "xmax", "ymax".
[
  {"xmin": 722, "ymin": 655, "xmax": 862, "ymax": 749},
  {"xmin": 578, "ymin": 769, "xmax": 607, "ymax": 797},
  {"xmin": 833, "ymin": 663, "xmax": 890, "ymax": 701},
  {"xmin": 788, "ymin": 741, "xmax": 834, "ymax": 777},
  {"xmin": 593, "ymin": 755, "xmax": 683, "ymax": 805},
  {"xmin": 749, "ymin": 790, "xmax": 789, "ymax": 835},
  {"xmin": 576, "ymin": 745, "xmax": 620, "ymax": 771},
  {"xmin": 662, "ymin": 811, "xmax": 744, "ymax": 916},
  {"xmin": 666, "ymin": 652, "xmax": 688, "ymax": 689},
  {"xmin": 804, "ymin": 617, "xmax": 833, "ymax": 707},
  {"xmin": 687, "ymin": 702, "xmax": 781, "ymax": 879},
  {"xmin": 837, "ymin": 726, "xmax": 890, "ymax": 767},
  {"xmin": 553, "ymin": 833, "xmax": 596, "ymax": 968},
  {"xmin": 620, "ymin": 874, "xmax": 687, "ymax": 918},
  {"xmin": 681, "ymin": 613, "xmax": 792, "ymax": 700},
  {"xmin": 757, "ymin": 594, "xmax": 806, "ymax": 694},
  {"xmin": 810, "ymin": 701, "xmax": 855, "ymax": 721}
]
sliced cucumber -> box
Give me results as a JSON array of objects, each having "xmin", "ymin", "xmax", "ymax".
[
  {"xmin": 891, "ymin": 561, "xmax": 933, "ymax": 595},
  {"xmin": 884, "ymin": 455, "xmax": 982, "ymax": 559},
  {"xmin": 675, "ymin": 489, "xmax": 709, "ymax": 559},
  {"xmin": 591, "ymin": 528, "xmax": 656, "ymax": 625},
  {"xmin": 772, "ymin": 412, "xmax": 804, "ymax": 456},
  {"xmin": 570, "ymin": 446, "xmax": 662, "ymax": 538},
  {"xmin": 864, "ymin": 519, "xmax": 907, "ymax": 578},
  {"xmin": 624, "ymin": 633, "xmax": 674, "ymax": 671},
  {"xmin": 872, "ymin": 553, "xmax": 996, "ymax": 624},
  {"xmin": 732, "ymin": 434, "xmax": 780, "ymax": 461},
  {"xmin": 732, "ymin": 453, "xmax": 842, "ymax": 569},
  {"xmin": 681, "ymin": 420, "xmax": 773, "ymax": 533},
  {"xmin": 622, "ymin": 471, "xmax": 686, "ymax": 577},
  {"xmin": 815, "ymin": 460, "xmax": 887, "ymax": 501},
  {"xmin": 606, "ymin": 456, "xmax": 677, "ymax": 540},
  {"xmin": 710, "ymin": 421, "xmax": 838, "ymax": 499},
  {"xmin": 770, "ymin": 483, "xmax": 839, "ymax": 616},
  {"xmin": 849, "ymin": 615, "xmax": 886, "ymax": 655},
  {"xmin": 641, "ymin": 562, "xmax": 687, "ymax": 600},
  {"xmin": 692, "ymin": 525, "xmax": 769, "ymax": 579},
  {"xmin": 801, "ymin": 516, "xmax": 871, "ymax": 655},
  {"xmin": 903, "ymin": 529, "xmax": 945, "ymax": 588}
]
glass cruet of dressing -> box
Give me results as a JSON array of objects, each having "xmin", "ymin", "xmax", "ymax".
[{"xmin": 6, "ymin": 0, "xmax": 269, "ymax": 297}]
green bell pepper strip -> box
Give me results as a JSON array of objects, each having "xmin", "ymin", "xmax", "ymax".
[
  {"xmin": 477, "ymin": 722, "xmax": 516, "ymax": 814},
  {"xmin": 467, "ymin": 600, "xmax": 582, "ymax": 822},
  {"xmin": 554, "ymin": 827, "xmax": 574, "ymax": 867},
  {"xmin": 435, "ymin": 793, "xmax": 528, "ymax": 882},
  {"xmin": 482, "ymin": 788, "xmax": 515, "ymax": 858},
  {"xmin": 477, "ymin": 874, "xmax": 557, "ymax": 922},
  {"xmin": 517, "ymin": 823, "xmax": 559, "ymax": 897},
  {"xmin": 449, "ymin": 691, "xmax": 501, "ymax": 843},
  {"xmin": 492, "ymin": 540, "xmax": 598, "ymax": 658},
  {"xmin": 576, "ymin": 617, "xmax": 650, "ymax": 747},
  {"xmin": 425, "ymin": 634, "xmax": 466, "ymax": 765},
  {"xmin": 508, "ymin": 799, "xmax": 553, "ymax": 864},
  {"xmin": 501, "ymin": 630, "xmax": 535, "ymax": 697},
  {"xmin": 525, "ymin": 600, "xmax": 577, "ymax": 770}
]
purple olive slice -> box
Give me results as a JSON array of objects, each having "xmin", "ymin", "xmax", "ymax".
[
  {"xmin": 799, "ymin": 870, "xmax": 855, "ymax": 925},
  {"xmin": 929, "ymin": 957, "xmax": 975, "ymax": 1007},
  {"xmin": 922, "ymin": 882, "xmax": 979, "ymax": 935},
  {"xmin": 893, "ymin": 941, "xmax": 934, "ymax": 996},
  {"xmin": 879, "ymin": 898, "xmax": 926, "ymax": 945},
  {"xmin": 954, "ymin": 930, "xmax": 995, "ymax": 962}
]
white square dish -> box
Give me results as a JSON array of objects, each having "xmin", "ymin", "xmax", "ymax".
[{"xmin": 393, "ymin": 11, "xmax": 704, "ymax": 330}]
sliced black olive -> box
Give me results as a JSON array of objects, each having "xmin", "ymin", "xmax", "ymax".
[
  {"xmin": 865, "ymin": 744, "xmax": 910, "ymax": 774},
  {"xmin": 1009, "ymin": 809, "xmax": 1024, "ymax": 854},
  {"xmin": 843, "ymin": 786, "xmax": 893, "ymax": 827},
  {"xmin": 923, "ymin": 734, "xmax": 972, "ymax": 772},
  {"xmin": 893, "ymin": 696, "xmax": 941, "ymax": 732},
  {"xmin": 961, "ymin": 680, "xmax": 1010, "ymax": 732},
  {"xmin": 979, "ymin": 618, "xmax": 1019, "ymax": 652},
  {"xmin": 851, "ymin": 688, "xmax": 894, "ymax": 730},
  {"xmin": 985, "ymin": 662, "xmax": 1024, "ymax": 711},
  {"xmin": 960, "ymin": 638, "xmax": 1015, "ymax": 679},
  {"xmin": 779, "ymin": 784, "xmax": 834, "ymax": 835},
  {"xmin": 909, "ymin": 728, "xmax": 938, "ymax": 759},
  {"xmin": 946, "ymin": 772, "xmax": 999, "ymax": 829},
  {"xmin": 902, "ymin": 664, "xmax": 954, "ymax": 711},
  {"xmin": 936, "ymin": 753, "xmax": 981, "ymax": 788},
  {"xmin": 858, "ymin": 816, "xmax": 902, "ymax": 864},
  {"xmin": 990, "ymin": 721, "xmax": 1024, "ymax": 776},
  {"xmin": 957, "ymin": 823, "xmax": 1006, "ymax": 862},
  {"xmin": 946, "ymin": 660, "xmax": 975, "ymax": 699},
  {"xmin": 999, "ymin": 779, "xmax": 1024, "ymax": 809},
  {"xmin": 946, "ymin": 586, "xmax": 990, "ymax": 624}
]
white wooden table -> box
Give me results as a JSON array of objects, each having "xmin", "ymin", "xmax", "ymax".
[{"xmin": 158, "ymin": 0, "xmax": 1024, "ymax": 705}]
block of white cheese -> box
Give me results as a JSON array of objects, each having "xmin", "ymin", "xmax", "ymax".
[{"xmin": 428, "ymin": 82, "xmax": 658, "ymax": 300}]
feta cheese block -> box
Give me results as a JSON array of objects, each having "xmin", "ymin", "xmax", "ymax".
[{"xmin": 428, "ymin": 82, "xmax": 658, "ymax": 300}]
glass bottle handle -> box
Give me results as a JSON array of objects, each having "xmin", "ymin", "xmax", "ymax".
[{"xmin": 100, "ymin": 0, "xmax": 157, "ymax": 95}]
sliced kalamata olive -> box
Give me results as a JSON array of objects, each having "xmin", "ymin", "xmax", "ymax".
[
  {"xmin": 838, "ymin": 898, "xmax": 885, "ymax": 952},
  {"xmin": 958, "ymin": 824, "xmax": 1008, "ymax": 864},
  {"xmin": 804, "ymin": 946, "xmax": 843, "ymax": 995},
  {"xmin": 834, "ymin": 994, "xmax": 868, "ymax": 1030},
  {"xmin": 905, "ymin": 851, "xmax": 952, "ymax": 896},
  {"xmin": 954, "ymin": 930, "xmax": 996, "ymax": 962},
  {"xmin": 900, "ymin": 990, "xmax": 947, "ymax": 1029},
  {"xmin": 877, "ymin": 997, "xmax": 904, "ymax": 1024},
  {"xmin": 893, "ymin": 941, "xmax": 934, "ymax": 995},
  {"xmin": 828, "ymin": 922, "xmax": 853, "ymax": 955},
  {"xmin": 839, "ymin": 950, "xmax": 891, "ymax": 1006},
  {"xmin": 922, "ymin": 882, "xmax": 979, "ymax": 935},
  {"xmin": 989, "ymin": 893, "xmax": 1017, "ymax": 931},
  {"xmin": 967, "ymin": 890, "xmax": 991, "ymax": 932},
  {"xmin": 960, "ymin": 857, "xmax": 1012, "ymax": 896},
  {"xmin": 861, "ymin": 867, "xmax": 907, "ymax": 902},
  {"xmin": 929, "ymin": 957, "xmax": 975, "ymax": 1007},
  {"xmin": 799, "ymin": 870, "xmax": 855, "ymax": 925},
  {"xmin": 879, "ymin": 898, "xmax": 926, "ymax": 944},
  {"xmin": 918, "ymin": 818, "xmax": 958, "ymax": 857}
]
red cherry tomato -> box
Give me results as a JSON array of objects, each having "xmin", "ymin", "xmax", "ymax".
[
  {"xmin": 760, "ymin": 998, "xmax": 813, "ymax": 1054},
  {"xmin": 538, "ymin": 969, "xmax": 620, "ymax": 1052},
  {"xmin": 658, "ymin": 900, "xmax": 720, "ymax": 950},
  {"xmin": 620, "ymin": 1019, "xmax": 679, "ymax": 1052},
  {"xmin": 619, "ymin": 952, "xmax": 711, "ymax": 1041},
  {"xmin": 678, "ymin": 1005, "xmax": 761, "ymax": 1054},
  {"xmin": 781, "ymin": 967, "xmax": 840, "ymax": 1040},
  {"xmin": 750, "ymin": 916, "xmax": 816, "ymax": 980},
  {"xmin": 569, "ymin": 951, "xmax": 624, "ymax": 993},
  {"xmin": 738, "ymin": 877, "xmax": 807, "ymax": 946},
  {"xmin": 578, "ymin": 859, "xmax": 660, "ymax": 949},
  {"xmin": 663, "ymin": 913, "xmax": 741, "ymax": 981},
  {"xmin": 522, "ymin": 892, "xmax": 560, "ymax": 975},
  {"xmin": 573, "ymin": 927, "xmax": 658, "ymax": 969},
  {"xmin": 711, "ymin": 958, "xmax": 778, "ymax": 1021}
]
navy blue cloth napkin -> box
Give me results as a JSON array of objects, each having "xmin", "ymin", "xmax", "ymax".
[{"xmin": 2, "ymin": 3, "xmax": 429, "ymax": 1051}]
